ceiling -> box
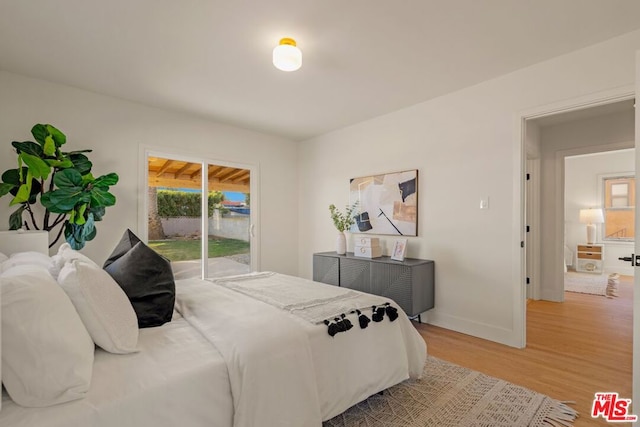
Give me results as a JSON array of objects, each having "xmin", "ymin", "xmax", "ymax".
[
  {"xmin": 2, "ymin": 1, "xmax": 640, "ymax": 141},
  {"xmin": 148, "ymin": 157, "xmax": 250, "ymax": 192}
]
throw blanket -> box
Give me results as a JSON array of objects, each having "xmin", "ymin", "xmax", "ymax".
[
  {"xmin": 175, "ymin": 278, "xmax": 323, "ymax": 427},
  {"xmin": 210, "ymin": 272, "xmax": 397, "ymax": 335}
]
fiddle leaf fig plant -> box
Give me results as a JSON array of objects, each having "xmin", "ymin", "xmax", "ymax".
[{"xmin": 0, "ymin": 124, "xmax": 119, "ymax": 249}]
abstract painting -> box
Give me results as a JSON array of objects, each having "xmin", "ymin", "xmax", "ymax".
[{"xmin": 350, "ymin": 169, "xmax": 418, "ymax": 236}]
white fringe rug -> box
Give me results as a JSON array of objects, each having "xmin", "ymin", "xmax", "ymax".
[
  {"xmin": 324, "ymin": 356, "xmax": 577, "ymax": 427},
  {"xmin": 564, "ymin": 271, "xmax": 607, "ymax": 296}
]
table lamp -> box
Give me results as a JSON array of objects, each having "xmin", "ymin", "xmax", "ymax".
[{"xmin": 579, "ymin": 208, "xmax": 604, "ymax": 245}]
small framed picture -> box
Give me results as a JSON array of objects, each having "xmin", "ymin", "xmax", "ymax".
[{"xmin": 390, "ymin": 239, "xmax": 408, "ymax": 261}]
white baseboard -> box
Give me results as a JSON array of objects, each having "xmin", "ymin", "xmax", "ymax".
[{"xmin": 422, "ymin": 309, "xmax": 523, "ymax": 349}]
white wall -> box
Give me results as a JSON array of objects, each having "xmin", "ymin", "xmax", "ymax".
[
  {"xmin": 298, "ymin": 29, "xmax": 640, "ymax": 347},
  {"xmin": 0, "ymin": 71, "xmax": 299, "ymax": 275},
  {"xmin": 565, "ymin": 149, "xmax": 635, "ymax": 276}
]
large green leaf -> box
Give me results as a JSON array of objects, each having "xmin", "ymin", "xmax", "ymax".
[
  {"xmin": 54, "ymin": 168, "xmax": 84, "ymax": 188},
  {"xmin": 42, "ymin": 187, "xmax": 90, "ymax": 212},
  {"xmin": 31, "ymin": 124, "xmax": 66, "ymax": 147},
  {"xmin": 12, "ymin": 141, "xmax": 44, "ymax": 157},
  {"xmin": 45, "ymin": 158, "xmax": 74, "ymax": 169},
  {"xmin": 9, "ymin": 206, "xmax": 25, "ymax": 230},
  {"xmin": 31, "ymin": 124, "xmax": 48, "ymax": 146},
  {"xmin": 68, "ymin": 153, "xmax": 92, "ymax": 176},
  {"xmin": 90, "ymin": 206, "xmax": 105, "ymax": 221},
  {"xmin": 92, "ymin": 173, "xmax": 119, "ymax": 188},
  {"xmin": 2, "ymin": 168, "xmax": 26, "ymax": 185},
  {"xmin": 46, "ymin": 124, "xmax": 66, "ymax": 147},
  {"xmin": 43, "ymin": 135, "xmax": 56, "ymax": 156},
  {"xmin": 19, "ymin": 152, "xmax": 51, "ymax": 180},
  {"xmin": 64, "ymin": 217, "xmax": 95, "ymax": 250},
  {"xmin": 0, "ymin": 182, "xmax": 15, "ymax": 197},
  {"xmin": 10, "ymin": 184, "xmax": 30, "ymax": 205},
  {"xmin": 90, "ymin": 187, "xmax": 116, "ymax": 207},
  {"xmin": 1, "ymin": 168, "xmax": 41, "ymax": 199}
]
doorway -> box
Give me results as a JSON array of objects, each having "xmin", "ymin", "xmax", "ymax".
[
  {"xmin": 520, "ymin": 95, "xmax": 636, "ymax": 409},
  {"xmin": 525, "ymin": 98, "xmax": 635, "ymax": 303},
  {"xmin": 140, "ymin": 148, "xmax": 259, "ymax": 279}
]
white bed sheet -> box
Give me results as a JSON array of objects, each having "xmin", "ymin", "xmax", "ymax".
[
  {"xmin": 0, "ymin": 312, "xmax": 233, "ymax": 427},
  {"xmin": 176, "ymin": 274, "xmax": 427, "ymax": 424}
]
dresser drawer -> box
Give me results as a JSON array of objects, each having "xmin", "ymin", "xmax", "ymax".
[
  {"xmin": 577, "ymin": 245, "xmax": 602, "ymax": 253},
  {"xmin": 577, "ymin": 252, "xmax": 602, "ymax": 260}
]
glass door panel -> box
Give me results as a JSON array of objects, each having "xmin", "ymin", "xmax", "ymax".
[
  {"xmin": 205, "ymin": 163, "xmax": 251, "ymax": 278},
  {"xmin": 147, "ymin": 156, "xmax": 203, "ymax": 280}
]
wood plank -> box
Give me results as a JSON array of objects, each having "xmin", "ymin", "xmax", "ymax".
[{"xmin": 414, "ymin": 275, "xmax": 633, "ymax": 426}]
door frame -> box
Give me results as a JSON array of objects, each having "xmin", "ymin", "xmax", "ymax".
[
  {"xmin": 513, "ymin": 85, "xmax": 635, "ymax": 349},
  {"xmin": 138, "ymin": 145, "xmax": 260, "ymax": 277}
]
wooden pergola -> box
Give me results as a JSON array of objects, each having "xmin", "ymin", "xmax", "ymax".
[{"xmin": 148, "ymin": 157, "xmax": 250, "ymax": 193}]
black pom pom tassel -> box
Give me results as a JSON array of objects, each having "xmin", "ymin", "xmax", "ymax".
[
  {"xmin": 385, "ymin": 303, "xmax": 399, "ymax": 322},
  {"xmin": 341, "ymin": 313, "xmax": 353, "ymax": 331},
  {"xmin": 356, "ymin": 309, "xmax": 370, "ymax": 329},
  {"xmin": 372, "ymin": 305, "xmax": 385, "ymax": 322},
  {"xmin": 324, "ymin": 319, "xmax": 340, "ymax": 337}
]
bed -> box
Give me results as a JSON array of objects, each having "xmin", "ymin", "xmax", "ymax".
[{"xmin": 0, "ymin": 231, "xmax": 427, "ymax": 427}]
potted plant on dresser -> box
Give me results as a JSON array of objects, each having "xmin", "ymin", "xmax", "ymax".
[{"xmin": 328, "ymin": 202, "xmax": 358, "ymax": 255}]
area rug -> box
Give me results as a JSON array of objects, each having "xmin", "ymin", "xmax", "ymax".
[
  {"xmin": 323, "ymin": 356, "xmax": 577, "ymax": 427},
  {"xmin": 564, "ymin": 271, "xmax": 607, "ymax": 296}
]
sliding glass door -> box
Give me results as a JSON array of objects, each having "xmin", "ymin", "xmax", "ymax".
[{"xmin": 141, "ymin": 150, "xmax": 258, "ymax": 279}]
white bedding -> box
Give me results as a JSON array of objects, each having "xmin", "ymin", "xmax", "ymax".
[
  {"xmin": 1, "ymin": 273, "xmax": 427, "ymax": 427},
  {"xmin": 0, "ymin": 313, "xmax": 233, "ymax": 427}
]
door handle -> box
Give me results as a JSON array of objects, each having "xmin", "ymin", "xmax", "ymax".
[
  {"xmin": 250, "ymin": 224, "xmax": 255, "ymax": 238},
  {"xmin": 618, "ymin": 254, "xmax": 638, "ymax": 266}
]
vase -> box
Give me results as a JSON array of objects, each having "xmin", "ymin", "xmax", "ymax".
[{"xmin": 336, "ymin": 232, "xmax": 347, "ymax": 255}]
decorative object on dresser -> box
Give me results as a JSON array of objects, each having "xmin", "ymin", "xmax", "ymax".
[
  {"xmin": 350, "ymin": 169, "xmax": 418, "ymax": 236},
  {"xmin": 0, "ymin": 124, "xmax": 119, "ymax": 249},
  {"xmin": 313, "ymin": 251, "xmax": 434, "ymax": 321},
  {"xmin": 576, "ymin": 243, "xmax": 604, "ymax": 274},
  {"xmin": 579, "ymin": 208, "xmax": 604, "ymax": 245},
  {"xmin": 354, "ymin": 236, "xmax": 382, "ymax": 258},
  {"xmin": 390, "ymin": 238, "xmax": 408, "ymax": 261},
  {"xmin": 328, "ymin": 202, "xmax": 358, "ymax": 255}
]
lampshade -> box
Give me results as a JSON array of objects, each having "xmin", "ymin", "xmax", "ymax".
[
  {"xmin": 579, "ymin": 208, "xmax": 604, "ymax": 224},
  {"xmin": 273, "ymin": 38, "xmax": 302, "ymax": 72}
]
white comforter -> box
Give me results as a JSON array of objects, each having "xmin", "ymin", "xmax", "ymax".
[
  {"xmin": 1, "ymin": 273, "xmax": 426, "ymax": 427},
  {"xmin": 176, "ymin": 273, "xmax": 427, "ymax": 426}
]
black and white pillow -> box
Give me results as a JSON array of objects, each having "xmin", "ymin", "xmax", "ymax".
[{"xmin": 103, "ymin": 229, "xmax": 175, "ymax": 328}]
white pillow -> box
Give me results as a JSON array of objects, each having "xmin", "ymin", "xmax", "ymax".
[
  {"xmin": 0, "ymin": 264, "xmax": 94, "ymax": 407},
  {"xmin": 49, "ymin": 242, "xmax": 98, "ymax": 279},
  {"xmin": 0, "ymin": 251, "xmax": 8, "ymax": 263},
  {"xmin": 0, "ymin": 251, "xmax": 52, "ymax": 273},
  {"xmin": 58, "ymin": 260, "xmax": 139, "ymax": 354}
]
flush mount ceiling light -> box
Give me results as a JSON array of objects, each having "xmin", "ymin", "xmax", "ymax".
[{"xmin": 273, "ymin": 37, "xmax": 302, "ymax": 72}]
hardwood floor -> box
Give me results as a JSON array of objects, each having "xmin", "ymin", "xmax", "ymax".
[{"xmin": 414, "ymin": 275, "xmax": 634, "ymax": 427}]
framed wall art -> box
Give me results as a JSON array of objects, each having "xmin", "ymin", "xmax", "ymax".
[{"xmin": 350, "ymin": 169, "xmax": 418, "ymax": 236}]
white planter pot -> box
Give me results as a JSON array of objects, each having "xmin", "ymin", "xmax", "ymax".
[{"xmin": 336, "ymin": 232, "xmax": 347, "ymax": 255}]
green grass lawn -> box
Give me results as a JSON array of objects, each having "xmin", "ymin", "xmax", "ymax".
[{"xmin": 149, "ymin": 237, "xmax": 249, "ymax": 261}]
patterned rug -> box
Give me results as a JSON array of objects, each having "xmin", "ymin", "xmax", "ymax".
[
  {"xmin": 324, "ymin": 356, "xmax": 577, "ymax": 427},
  {"xmin": 564, "ymin": 271, "xmax": 607, "ymax": 296}
]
